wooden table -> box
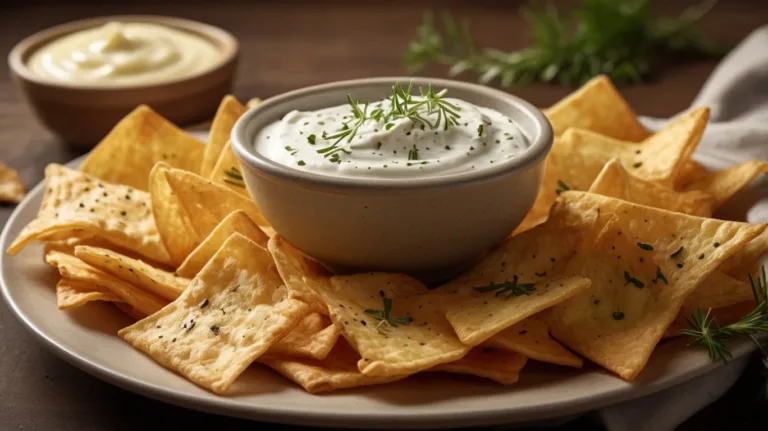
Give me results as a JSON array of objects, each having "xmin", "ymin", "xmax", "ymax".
[{"xmin": 1, "ymin": 1, "xmax": 767, "ymax": 429}]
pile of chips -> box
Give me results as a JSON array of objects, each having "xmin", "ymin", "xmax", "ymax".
[{"xmin": 5, "ymin": 75, "xmax": 767, "ymax": 395}]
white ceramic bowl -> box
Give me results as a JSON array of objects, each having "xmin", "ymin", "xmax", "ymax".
[{"xmin": 231, "ymin": 77, "xmax": 552, "ymax": 277}]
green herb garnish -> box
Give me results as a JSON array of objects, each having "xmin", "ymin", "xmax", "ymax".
[
  {"xmin": 307, "ymin": 134, "xmax": 316, "ymax": 145},
  {"xmin": 364, "ymin": 296, "xmax": 413, "ymax": 335},
  {"xmin": 222, "ymin": 167, "xmax": 245, "ymax": 188},
  {"xmin": 403, "ymin": 0, "xmax": 726, "ymax": 87},
  {"xmin": 624, "ymin": 271, "xmax": 645, "ymax": 288},
  {"xmin": 637, "ymin": 242, "xmax": 654, "ymax": 251},
  {"xmin": 284, "ymin": 146, "xmax": 298, "ymax": 156},
  {"xmin": 477, "ymin": 124, "xmax": 484, "ymax": 137},
  {"xmin": 408, "ymin": 144, "xmax": 419, "ymax": 161},
  {"xmin": 653, "ymin": 266, "xmax": 668, "ymax": 285},
  {"xmin": 670, "ymin": 246, "xmax": 684, "ymax": 258},
  {"xmin": 556, "ymin": 180, "xmax": 570, "ymax": 193},
  {"xmin": 613, "ymin": 311, "xmax": 625, "ymax": 321},
  {"xmin": 474, "ymin": 275, "xmax": 536, "ymax": 298}
]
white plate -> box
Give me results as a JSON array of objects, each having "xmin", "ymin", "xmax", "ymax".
[{"xmin": 1, "ymin": 152, "xmax": 765, "ymax": 429}]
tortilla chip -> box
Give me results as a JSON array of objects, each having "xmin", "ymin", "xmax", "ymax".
[
  {"xmin": 270, "ymin": 313, "xmax": 341, "ymax": 361},
  {"xmin": 74, "ymin": 245, "xmax": 188, "ymax": 301},
  {"xmin": 177, "ymin": 211, "xmax": 269, "ymax": 279},
  {"xmin": 164, "ymin": 166, "xmax": 274, "ymax": 239},
  {"xmin": 149, "ymin": 162, "xmax": 201, "ymax": 266},
  {"xmin": 46, "ymin": 249, "xmax": 167, "ymax": 317},
  {"xmin": 56, "ymin": 278, "xmax": 123, "ymax": 310},
  {"xmin": 6, "ymin": 164, "xmax": 171, "ymax": 266},
  {"xmin": 675, "ymin": 159, "xmax": 710, "ymax": 190},
  {"xmin": 720, "ymin": 229, "xmax": 768, "ymax": 277},
  {"xmin": 322, "ymin": 273, "xmax": 470, "ymax": 377},
  {"xmin": 434, "ymin": 222, "xmax": 593, "ymax": 346},
  {"xmin": 200, "ymin": 96, "xmax": 247, "ymax": 178},
  {"xmin": 589, "ymin": 159, "xmax": 714, "ymax": 217},
  {"xmin": 118, "ymin": 233, "xmax": 309, "ymax": 394},
  {"xmin": 543, "ymin": 75, "xmax": 650, "ymax": 141},
  {"xmin": 209, "ymin": 142, "xmax": 251, "ymax": 197},
  {"xmin": 0, "ymin": 161, "xmax": 25, "ymax": 204},
  {"xmin": 80, "ymin": 105, "xmax": 204, "ymax": 191},
  {"xmin": 680, "ymin": 271, "xmax": 755, "ymax": 317},
  {"xmin": 268, "ymin": 235, "xmax": 330, "ymax": 314},
  {"xmin": 246, "ymin": 98, "xmax": 262, "ymax": 108},
  {"xmin": 261, "ymin": 339, "xmax": 408, "ymax": 394},
  {"xmin": 430, "ymin": 347, "xmax": 528, "ymax": 384},
  {"xmin": 487, "ymin": 314, "xmax": 583, "ymax": 368},
  {"xmin": 680, "ymin": 160, "xmax": 767, "ymax": 210},
  {"xmin": 547, "ymin": 191, "xmax": 765, "ymax": 380}
]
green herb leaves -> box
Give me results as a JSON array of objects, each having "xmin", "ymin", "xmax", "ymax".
[
  {"xmin": 474, "ymin": 275, "xmax": 536, "ymax": 298},
  {"xmin": 364, "ymin": 296, "xmax": 413, "ymax": 335},
  {"xmin": 624, "ymin": 271, "xmax": 645, "ymax": 289},
  {"xmin": 636, "ymin": 242, "xmax": 654, "ymax": 251},
  {"xmin": 407, "ymin": 144, "xmax": 419, "ymax": 161},
  {"xmin": 653, "ymin": 266, "xmax": 668, "ymax": 285},
  {"xmin": 222, "ymin": 167, "xmax": 245, "ymax": 188}
]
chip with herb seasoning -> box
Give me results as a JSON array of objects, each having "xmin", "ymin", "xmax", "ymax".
[
  {"xmin": 270, "ymin": 313, "xmax": 341, "ymax": 361},
  {"xmin": 80, "ymin": 105, "xmax": 205, "ymax": 191},
  {"xmin": 0, "ymin": 161, "xmax": 25, "ymax": 204},
  {"xmin": 589, "ymin": 159, "xmax": 714, "ymax": 217},
  {"xmin": 200, "ymin": 95, "xmax": 247, "ymax": 178},
  {"xmin": 719, "ymin": 229, "xmax": 768, "ymax": 278},
  {"xmin": 177, "ymin": 211, "xmax": 269, "ymax": 279},
  {"xmin": 118, "ymin": 233, "xmax": 309, "ymax": 394},
  {"xmin": 149, "ymin": 162, "xmax": 201, "ymax": 266},
  {"xmin": 547, "ymin": 192, "xmax": 766, "ymax": 380},
  {"xmin": 679, "ymin": 271, "xmax": 756, "ymax": 318},
  {"xmin": 486, "ymin": 314, "xmax": 583, "ymax": 368},
  {"xmin": 543, "ymin": 75, "xmax": 650, "ymax": 141},
  {"xmin": 321, "ymin": 272, "xmax": 470, "ymax": 377},
  {"xmin": 6, "ymin": 164, "xmax": 172, "ymax": 266},
  {"xmin": 679, "ymin": 160, "xmax": 767, "ymax": 211},
  {"xmin": 208, "ymin": 142, "xmax": 250, "ymax": 196},
  {"xmin": 429, "ymin": 347, "xmax": 528, "ymax": 384},
  {"xmin": 260, "ymin": 339, "xmax": 409, "ymax": 394},
  {"xmin": 268, "ymin": 235, "xmax": 331, "ymax": 315},
  {"xmin": 45, "ymin": 249, "xmax": 167, "ymax": 318},
  {"xmin": 55, "ymin": 278, "xmax": 124, "ymax": 310},
  {"xmin": 74, "ymin": 245, "xmax": 188, "ymax": 302}
]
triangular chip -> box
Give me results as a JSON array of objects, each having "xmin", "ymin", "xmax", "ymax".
[
  {"xmin": 118, "ymin": 233, "xmax": 309, "ymax": 394},
  {"xmin": 486, "ymin": 314, "xmax": 583, "ymax": 368},
  {"xmin": 589, "ymin": 159, "xmax": 714, "ymax": 217},
  {"xmin": 177, "ymin": 210, "xmax": 269, "ymax": 279},
  {"xmin": 56, "ymin": 278, "xmax": 123, "ymax": 310},
  {"xmin": 268, "ymin": 235, "xmax": 330, "ymax": 314},
  {"xmin": 720, "ymin": 229, "xmax": 768, "ymax": 278},
  {"xmin": 80, "ymin": 105, "xmax": 204, "ymax": 190},
  {"xmin": 200, "ymin": 96, "xmax": 247, "ymax": 178},
  {"xmin": 543, "ymin": 75, "xmax": 650, "ymax": 141},
  {"xmin": 209, "ymin": 142, "xmax": 251, "ymax": 197},
  {"xmin": 0, "ymin": 161, "xmax": 25, "ymax": 203},
  {"xmin": 149, "ymin": 162, "xmax": 201, "ymax": 265},
  {"xmin": 547, "ymin": 191, "xmax": 765, "ymax": 380},
  {"xmin": 74, "ymin": 245, "xmax": 188, "ymax": 301},
  {"xmin": 680, "ymin": 160, "xmax": 767, "ymax": 210},
  {"xmin": 164, "ymin": 166, "xmax": 274, "ymax": 238},
  {"xmin": 46, "ymin": 249, "xmax": 167, "ymax": 317},
  {"xmin": 675, "ymin": 159, "xmax": 710, "ymax": 190},
  {"xmin": 680, "ymin": 270, "xmax": 755, "ymax": 317},
  {"xmin": 434, "ymin": 222, "xmax": 593, "ymax": 346},
  {"xmin": 430, "ymin": 347, "xmax": 528, "ymax": 384},
  {"xmin": 261, "ymin": 339, "xmax": 408, "ymax": 394},
  {"xmin": 323, "ymin": 273, "xmax": 470, "ymax": 376},
  {"xmin": 6, "ymin": 164, "xmax": 171, "ymax": 266},
  {"xmin": 270, "ymin": 313, "xmax": 341, "ymax": 361}
]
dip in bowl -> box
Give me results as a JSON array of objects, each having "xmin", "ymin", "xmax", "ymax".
[{"xmin": 231, "ymin": 77, "xmax": 552, "ymax": 276}]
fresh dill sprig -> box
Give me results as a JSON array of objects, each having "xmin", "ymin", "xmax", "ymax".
[
  {"xmin": 403, "ymin": 0, "xmax": 727, "ymax": 87},
  {"xmin": 364, "ymin": 296, "xmax": 413, "ymax": 335},
  {"xmin": 474, "ymin": 275, "xmax": 536, "ymax": 299},
  {"xmin": 222, "ymin": 167, "xmax": 245, "ymax": 188}
]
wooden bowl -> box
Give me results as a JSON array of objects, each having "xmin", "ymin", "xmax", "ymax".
[{"xmin": 8, "ymin": 15, "xmax": 238, "ymax": 148}]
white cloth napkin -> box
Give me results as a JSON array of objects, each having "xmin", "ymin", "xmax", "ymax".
[{"xmin": 597, "ymin": 24, "xmax": 768, "ymax": 431}]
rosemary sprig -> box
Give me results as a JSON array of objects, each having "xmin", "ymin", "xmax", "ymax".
[
  {"xmin": 364, "ymin": 296, "xmax": 413, "ymax": 335},
  {"xmin": 222, "ymin": 167, "xmax": 245, "ymax": 188},
  {"xmin": 403, "ymin": 0, "xmax": 727, "ymax": 87},
  {"xmin": 474, "ymin": 275, "xmax": 536, "ymax": 299}
]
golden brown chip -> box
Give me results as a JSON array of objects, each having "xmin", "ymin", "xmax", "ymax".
[
  {"xmin": 589, "ymin": 159, "xmax": 714, "ymax": 217},
  {"xmin": 6, "ymin": 164, "xmax": 171, "ymax": 266},
  {"xmin": 268, "ymin": 235, "xmax": 330, "ymax": 314},
  {"xmin": 75, "ymin": 245, "xmax": 188, "ymax": 301},
  {"xmin": 80, "ymin": 105, "xmax": 205, "ymax": 191},
  {"xmin": 270, "ymin": 313, "xmax": 341, "ymax": 361},
  {"xmin": 487, "ymin": 314, "xmax": 583, "ymax": 368},
  {"xmin": 56, "ymin": 278, "xmax": 123, "ymax": 310},
  {"xmin": 46, "ymin": 249, "xmax": 167, "ymax": 317},
  {"xmin": 261, "ymin": 339, "xmax": 408, "ymax": 394},
  {"xmin": 149, "ymin": 162, "xmax": 201, "ymax": 266},
  {"xmin": 434, "ymin": 222, "xmax": 593, "ymax": 346},
  {"xmin": 200, "ymin": 96, "xmax": 247, "ymax": 178},
  {"xmin": 177, "ymin": 211, "xmax": 269, "ymax": 279},
  {"xmin": 675, "ymin": 159, "xmax": 710, "ymax": 190},
  {"xmin": 0, "ymin": 161, "xmax": 25, "ymax": 204},
  {"xmin": 430, "ymin": 347, "xmax": 528, "ymax": 384},
  {"xmin": 164, "ymin": 166, "xmax": 274, "ymax": 238},
  {"xmin": 118, "ymin": 233, "xmax": 309, "ymax": 394},
  {"xmin": 322, "ymin": 273, "xmax": 470, "ymax": 377},
  {"xmin": 720, "ymin": 229, "xmax": 768, "ymax": 278},
  {"xmin": 543, "ymin": 75, "xmax": 650, "ymax": 141},
  {"xmin": 208, "ymin": 142, "xmax": 251, "ymax": 197},
  {"xmin": 680, "ymin": 160, "xmax": 767, "ymax": 210},
  {"xmin": 547, "ymin": 191, "xmax": 766, "ymax": 381},
  {"xmin": 680, "ymin": 271, "xmax": 755, "ymax": 317},
  {"xmin": 246, "ymin": 98, "xmax": 262, "ymax": 108}
]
